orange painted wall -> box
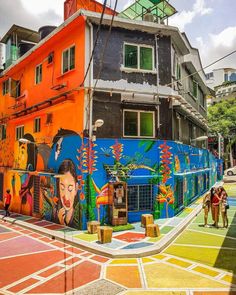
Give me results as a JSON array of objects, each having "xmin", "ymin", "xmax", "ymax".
[
  {"xmin": 0, "ymin": 15, "xmax": 87, "ymax": 208},
  {"xmin": 0, "ymin": 15, "xmax": 86, "ymax": 145},
  {"xmin": 64, "ymin": 0, "xmax": 117, "ymax": 20}
]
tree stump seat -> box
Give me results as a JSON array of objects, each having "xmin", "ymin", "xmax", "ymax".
[
  {"xmin": 97, "ymin": 226, "xmax": 113, "ymax": 244},
  {"xmin": 141, "ymin": 214, "xmax": 154, "ymax": 228},
  {"xmin": 145, "ymin": 224, "xmax": 160, "ymax": 237},
  {"xmin": 87, "ymin": 221, "xmax": 100, "ymax": 234}
]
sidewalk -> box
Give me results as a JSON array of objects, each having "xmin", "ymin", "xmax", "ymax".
[{"xmin": 0, "ymin": 195, "xmax": 206, "ymax": 258}]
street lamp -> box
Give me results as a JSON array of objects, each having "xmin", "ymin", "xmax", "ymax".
[{"xmin": 92, "ymin": 119, "xmax": 104, "ymax": 141}]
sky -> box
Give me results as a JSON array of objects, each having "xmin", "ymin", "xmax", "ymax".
[{"xmin": 0, "ymin": 0, "xmax": 236, "ymax": 73}]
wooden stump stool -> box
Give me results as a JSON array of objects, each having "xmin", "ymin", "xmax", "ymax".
[
  {"xmin": 141, "ymin": 214, "xmax": 154, "ymax": 228},
  {"xmin": 97, "ymin": 226, "xmax": 113, "ymax": 244},
  {"xmin": 145, "ymin": 224, "xmax": 160, "ymax": 237},
  {"xmin": 87, "ymin": 221, "xmax": 100, "ymax": 234}
]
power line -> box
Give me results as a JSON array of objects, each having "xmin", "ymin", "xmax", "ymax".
[
  {"xmin": 80, "ymin": 0, "xmax": 108, "ymax": 87},
  {"xmin": 167, "ymin": 49, "xmax": 236, "ymax": 88},
  {"xmin": 93, "ymin": 0, "xmax": 118, "ymax": 91}
]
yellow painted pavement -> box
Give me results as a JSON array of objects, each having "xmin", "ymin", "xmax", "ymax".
[{"xmin": 144, "ymin": 263, "xmax": 227, "ymax": 289}]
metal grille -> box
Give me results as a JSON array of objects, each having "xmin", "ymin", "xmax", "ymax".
[
  {"xmin": 33, "ymin": 176, "xmax": 40, "ymax": 213},
  {"xmin": 128, "ymin": 185, "xmax": 153, "ymax": 212},
  {"xmin": 176, "ymin": 179, "xmax": 184, "ymax": 207},
  {"xmin": 194, "ymin": 175, "xmax": 198, "ymax": 196}
]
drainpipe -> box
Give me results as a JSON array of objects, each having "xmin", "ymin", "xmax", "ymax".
[
  {"xmin": 87, "ymin": 20, "xmax": 94, "ymax": 140},
  {"xmin": 155, "ymin": 34, "xmax": 160, "ymax": 134}
]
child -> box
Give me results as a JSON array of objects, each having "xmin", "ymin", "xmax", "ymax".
[{"xmin": 4, "ymin": 189, "xmax": 12, "ymax": 217}]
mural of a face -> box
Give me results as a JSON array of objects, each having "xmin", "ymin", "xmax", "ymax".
[
  {"xmin": 59, "ymin": 171, "xmax": 78, "ymax": 211},
  {"xmin": 18, "ymin": 143, "xmax": 28, "ymax": 169}
]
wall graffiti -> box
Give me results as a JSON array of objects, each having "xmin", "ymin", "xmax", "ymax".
[{"xmin": 3, "ymin": 130, "xmax": 222, "ymax": 229}]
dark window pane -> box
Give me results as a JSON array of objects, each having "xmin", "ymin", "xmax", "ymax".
[
  {"xmin": 140, "ymin": 47, "xmax": 153, "ymax": 70},
  {"xmin": 63, "ymin": 50, "xmax": 69, "ymax": 73},
  {"xmin": 125, "ymin": 45, "xmax": 138, "ymax": 68},
  {"xmin": 70, "ymin": 46, "xmax": 75, "ymax": 70},
  {"xmin": 140, "ymin": 112, "xmax": 153, "ymax": 137},
  {"xmin": 124, "ymin": 111, "xmax": 138, "ymax": 136}
]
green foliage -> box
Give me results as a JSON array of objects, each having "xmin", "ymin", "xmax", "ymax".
[
  {"xmin": 208, "ymin": 97, "xmax": 236, "ymax": 137},
  {"xmin": 139, "ymin": 140, "xmax": 156, "ymax": 152},
  {"xmin": 153, "ymin": 199, "xmax": 160, "ymax": 219},
  {"xmin": 84, "ymin": 174, "xmax": 96, "ymax": 221}
]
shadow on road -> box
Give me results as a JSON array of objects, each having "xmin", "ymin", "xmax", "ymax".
[{"xmin": 214, "ymin": 204, "xmax": 236, "ymax": 292}]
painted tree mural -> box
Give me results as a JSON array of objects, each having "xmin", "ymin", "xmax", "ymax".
[
  {"xmin": 80, "ymin": 139, "xmax": 97, "ymax": 221},
  {"xmin": 156, "ymin": 141, "xmax": 174, "ymax": 218}
]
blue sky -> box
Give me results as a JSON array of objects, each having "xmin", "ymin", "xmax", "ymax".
[{"xmin": 0, "ymin": 0, "xmax": 235, "ymax": 72}]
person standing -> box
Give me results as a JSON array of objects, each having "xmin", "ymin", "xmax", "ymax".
[
  {"xmin": 211, "ymin": 187, "xmax": 221, "ymax": 228},
  {"xmin": 220, "ymin": 187, "xmax": 229, "ymax": 228},
  {"xmin": 202, "ymin": 191, "xmax": 211, "ymax": 227},
  {"xmin": 4, "ymin": 189, "xmax": 12, "ymax": 217}
]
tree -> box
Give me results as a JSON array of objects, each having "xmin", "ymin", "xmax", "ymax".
[{"xmin": 208, "ymin": 96, "xmax": 236, "ymax": 167}]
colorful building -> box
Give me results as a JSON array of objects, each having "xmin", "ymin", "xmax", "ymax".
[{"xmin": 0, "ymin": 0, "xmax": 222, "ymax": 229}]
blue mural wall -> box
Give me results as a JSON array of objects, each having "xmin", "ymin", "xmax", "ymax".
[{"xmin": 45, "ymin": 135, "xmax": 221, "ymax": 228}]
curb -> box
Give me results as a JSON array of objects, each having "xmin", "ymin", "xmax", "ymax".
[{"xmin": 0, "ymin": 202, "xmax": 203, "ymax": 258}]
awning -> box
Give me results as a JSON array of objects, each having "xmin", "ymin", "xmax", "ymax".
[{"xmin": 118, "ymin": 0, "xmax": 176, "ymax": 21}]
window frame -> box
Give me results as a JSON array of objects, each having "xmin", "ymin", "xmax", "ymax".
[
  {"xmin": 123, "ymin": 42, "xmax": 155, "ymax": 72},
  {"xmin": 0, "ymin": 124, "xmax": 6, "ymax": 140},
  {"xmin": 35, "ymin": 63, "xmax": 42, "ymax": 84},
  {"xmin": 34, "ymin": 117, "xmax": 41, "ymax": 133},
  {"xmin": 15, "ymin": 125, "xmax": 24, "ymax": 140},
  {"xmin": 2, "ymin": 79, "xmax": 9, "ymax": 95},
  {"xmin": 123, "ymin": 109, "xmax": 155, "ymax": 138},
  {"xmin": 62, "ymin": 45, "xmax": 75, "ymax": 74}
]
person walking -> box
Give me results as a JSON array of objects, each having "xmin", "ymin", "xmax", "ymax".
[
  {"xmin": 4, "ymin": 189, "xmax": 12, "ymax": 217},
  {"xmin": 202, "ymin": 191, "xmax": 211, "ymax": 227},
  {"xmin": 220, "ymin": 187, "xmax": 229, "ymax": 228}
]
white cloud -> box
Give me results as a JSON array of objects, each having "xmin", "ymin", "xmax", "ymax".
[
  {"xmin": 21, "ymin": 0, "xmax": 64, "ymax": 16},
  {"xmin": 210, "ymin": 27, "xmax": 236, "ymax": 48},
  {"xmin": 169, "ymin": 0, "xmax": 212, "ymax": 31},
  {"xmin": 193, "ymin": 0, "xmax": 213, "ymax": 15},
  {"xmin": 196, "ymin": 26, "xmax": 236, "ymax": 71}
]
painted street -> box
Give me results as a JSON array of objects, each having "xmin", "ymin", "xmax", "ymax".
[{"xmin": 0, "ymin": 190, "xmax": 235, "ymax": 294}]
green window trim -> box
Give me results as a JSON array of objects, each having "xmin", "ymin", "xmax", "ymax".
[
  {"xmin": 62, "ymin": 45, "xmax": 75, "ymax": 74},
  {"xmin": 123, "ymin": 109, "xmax": 155, "ymax": 138},
  {"xmin": 2, "ymin": 79, "xmax": 9, "ymax": 95},
  {"xmin": 124, "ymin": 43, "xmax": 154, "ymax": 71},
  {"xmin": 35, "ymin": 64, "xmax": 42, "ymax": 85}
]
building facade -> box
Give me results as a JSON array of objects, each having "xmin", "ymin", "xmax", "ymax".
[{"xmin": 0, "ymin": 0, "xmax": 222, "ymax": 229}]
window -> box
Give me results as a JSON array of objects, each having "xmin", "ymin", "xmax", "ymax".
[
  {"xmin": 176, "ymin": 60, "xmax": 181, "ymax": 80},
  {"xmin": 35, "ymin": 64, "xmax": 42, "ymax": 84},
  {"xmin": 189, "ymin": 78, "xmax": 198, "ymax": 99},
  {"xmin": 0, "ymin": 124, "xmax": 6, "ymax": 140},
  {"xmin": 16, "ymin": 125, "xmax": 24, "ymax": 140},
  {"xmin": 62, "ymin": 45, "xmax": 75, "ymax": 74},
  {"xmin": 199, "ymin": 88, "xmax": 205, "ymax": 108},
  {"xmin": 128, "ymin": 185, "xmax": 153, "ymax": 211},
  {"xmin": 124, "ymin": 110, "xmax": 154, "ymax": 137},
  {"xmin": 2, "ymin": 79, "xmax": 9, "ymax": 95},
  {"xmin": 10, "ymin": 79, "xmax": 21, "ymax": 98},
  {"xmin": 172, "ymin": 51, "xmax": 181, "ymax": 80},
  {"xmin": 124, "ymin": 43, "xmax": 154, "ymax": 71},
  {"xmin": 34, "ymin": 117, "xmax": 41, "ymax": 133}
]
